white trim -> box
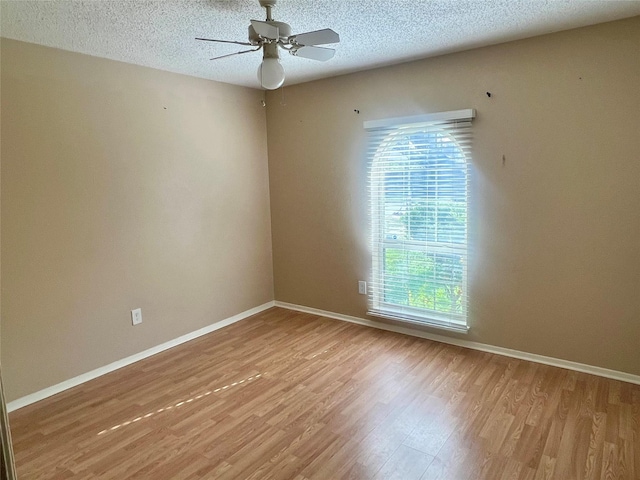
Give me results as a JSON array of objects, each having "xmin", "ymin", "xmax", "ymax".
[
  {"xmin": 363, "ymin": 109, "xmax": 476, "ymax": 129},
  {"xmin": 274, "ymin": 301, "xmax": 640, "ymax": 386},
  {"xmin": 7, "ymin": 301, "xmax": 276, "ymax": 412}
]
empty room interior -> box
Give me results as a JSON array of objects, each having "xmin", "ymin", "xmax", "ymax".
[{"xmin": 1, "ymin": 1, "xmax": 639, "ymax": 479}]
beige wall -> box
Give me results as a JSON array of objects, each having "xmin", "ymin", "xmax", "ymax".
[
  {"xmin": 266, "ymin": 17, "xmax": 640, "ymax": 375},
  {"xmin": 0, "ymin": 39, "xmax": 274, "ymax": 401}
]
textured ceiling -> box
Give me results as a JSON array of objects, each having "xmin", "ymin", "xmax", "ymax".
[{"xmin": 2, "ymin": 0, "xmax": 639, "ymax": 89}]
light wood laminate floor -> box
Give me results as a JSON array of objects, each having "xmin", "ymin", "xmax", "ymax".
[{"xmin": 9, "ymin": 307, "xmax": 640, "ymax": 479}]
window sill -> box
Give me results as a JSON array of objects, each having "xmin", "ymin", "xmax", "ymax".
[{"xmin": 367, "ymin": 310, "xmax": 469, "ymax": 334}]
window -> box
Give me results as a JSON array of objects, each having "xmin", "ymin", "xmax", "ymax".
[{"xmin": 365, "ymin": 109, "xmax": 475, "ymax": 332}]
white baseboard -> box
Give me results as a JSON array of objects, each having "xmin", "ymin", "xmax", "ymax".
[
  {"xmin": 10, "ymin": 299, "xmax": 637, "ymax": 412},
  {"xmin": 275, "ymin": 301, "xmax": 640, "ymax": 386},
  {"xmin": 7, "ymin": 301, "xmax": 276, "ymax": 412}
]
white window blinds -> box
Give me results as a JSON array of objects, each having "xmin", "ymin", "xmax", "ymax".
[{"xmin": 365, "ymin": 109, "xmax": 475, "ymax": 332}]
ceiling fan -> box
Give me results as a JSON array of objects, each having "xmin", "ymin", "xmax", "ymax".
[{"xmin": 196, "ymin": 0, "xmax": 340, "ymax": 90}]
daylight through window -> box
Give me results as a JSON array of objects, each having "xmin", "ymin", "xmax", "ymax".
[{"xmin": 366, "ymin": 109, "xmax": 475, "ymax": 332}]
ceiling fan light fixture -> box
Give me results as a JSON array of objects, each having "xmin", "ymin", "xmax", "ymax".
[
  {"xmin": 257, "ymin": 57, "xmax": 285, "ymax": 90},
  {"xmin": 198, "ymin": 0, "xmax": 339, "ymax": 89}
]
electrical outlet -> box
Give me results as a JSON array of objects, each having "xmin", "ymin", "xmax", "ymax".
[
  {"xmin": 131, "ymin": 308, "xmax": 142, "ymax": 326},
  {"xmin": 358, "ymin": 281, "xmax": 367, "ymax": 295}
]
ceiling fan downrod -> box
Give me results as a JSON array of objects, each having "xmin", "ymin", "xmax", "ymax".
[{"xmin": 259, "ymin": 0, "xmax": 276, "ymax": 21}]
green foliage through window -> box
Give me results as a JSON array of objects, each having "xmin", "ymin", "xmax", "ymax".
[{"xmin": 383, "ymin": 248, "xmax": 465, "ymax": 315}]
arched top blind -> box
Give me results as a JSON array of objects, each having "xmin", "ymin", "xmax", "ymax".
[{"xmin": 365, "ymin": 109, "xmax": 475, "ymax": 332}]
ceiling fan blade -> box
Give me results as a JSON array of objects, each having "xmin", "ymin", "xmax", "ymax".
[
  {"xmin": 210, "ymin": 47, "xmax": 261, "ymax": 61},
  {"xmin": 250, "ymin": 20, "xmax": 279, "ymax": 40},
  {"xmin": 196, "ymin": 37, "xmax": 253, "ymax": 46},
  {"xmin": 291, "ymin": 46, "xmax": 336, "ymax": 62},
  {"xmin": 290, "ymin": 29, "xmax": 340, "ymax": 46}
]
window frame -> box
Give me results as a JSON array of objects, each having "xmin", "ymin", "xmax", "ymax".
[{"xmin": 365, "ymin": 110, "xmax": 475, "ymax": 333}]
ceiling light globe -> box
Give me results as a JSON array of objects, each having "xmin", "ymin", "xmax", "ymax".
[{"xmin": 257, "ymin": 58, "xmax": 285, "ymax": 90}]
